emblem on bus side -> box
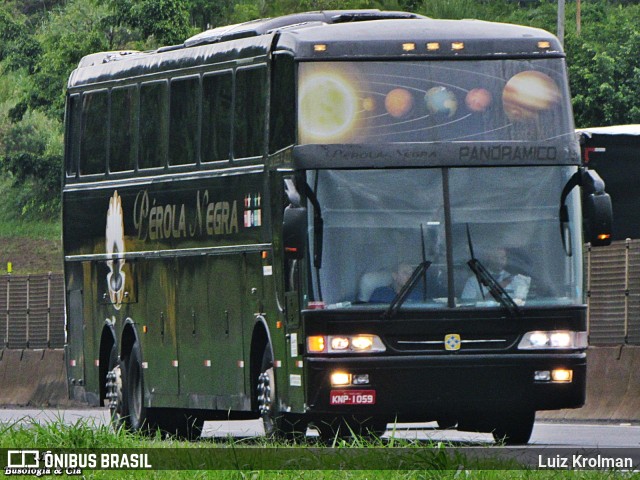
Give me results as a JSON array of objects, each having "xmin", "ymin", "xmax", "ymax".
[
  {"xmin": 444, "ymin": 334, "xmax": 461, "ymax": 351},
  {"xmin": 105, "ymin": 190, "xmax": 126, "ymax": 310}
]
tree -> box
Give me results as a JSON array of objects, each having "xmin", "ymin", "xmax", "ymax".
[{"xmin": 105, "ymin": 0, "xmax": 193, "ymax": 46}]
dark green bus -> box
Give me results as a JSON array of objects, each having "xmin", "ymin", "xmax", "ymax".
[{"xmin": 64, "ymin": 10, "xmax": 612, "ymax": 444}]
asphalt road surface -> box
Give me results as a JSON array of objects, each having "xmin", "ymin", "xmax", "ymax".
[{"xmin": 0, "ymin": 408, "xmax": 639, "ymax": 447}]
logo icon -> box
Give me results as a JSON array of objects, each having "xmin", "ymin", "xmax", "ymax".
[
  {"xmin": 106, "ymin": 190, "xmax": 126, "ymax": 310},
  {"xmin": 7, "ymin": 450, "xmax": 39, "ymax": 468},
  {"xmin": 444, "ymin": 334, "xmax": 461, "ymax": 351}
]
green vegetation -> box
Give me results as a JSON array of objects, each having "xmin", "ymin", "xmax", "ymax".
[
  {"xmin": 1, "ymin": 0, "xmax": 639, "ymax": 230},
  {"xmin": 0, "ymin": 418, "xmax": 629, "ymax": 478}
]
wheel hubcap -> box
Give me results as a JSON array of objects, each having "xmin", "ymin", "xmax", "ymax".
[
  {"xmin": 106, "ymin": 365, "xmax": 123, "ymax": 424},
  {"xmin": 257, "ymin": 371, "xmax": 272, "ymax": 416}
]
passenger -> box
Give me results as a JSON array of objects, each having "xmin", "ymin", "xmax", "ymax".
[{"xmin": 461, "ymin": 248, "xmax": 530, "ymax": 303}]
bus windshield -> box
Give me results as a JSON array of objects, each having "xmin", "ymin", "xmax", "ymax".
[
  {"xmin": 298, "ymin": 59, "xmax": 573, "ymax": 144},
  {"xmin": 306, "ymin": 167, "xmax": 583, "ymax": 310}
]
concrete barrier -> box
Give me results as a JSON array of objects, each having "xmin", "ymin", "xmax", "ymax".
[
  {"xmin": 539, "ymin": 345, "xmax": 640, "ymax": 421},
  {"xmin": 0, "ymin": 348, "xmax": 69, "ymax": 407}
]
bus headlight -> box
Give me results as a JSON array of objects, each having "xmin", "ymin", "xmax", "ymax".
[
  {"xmin": 307, "ymin": 335, "xmax": 386, "ymax": 353},
  {"xmin": 518, "ymin": 331, "xmax": 587, "ymax": 350}
]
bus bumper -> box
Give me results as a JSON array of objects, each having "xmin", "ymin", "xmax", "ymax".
[{"xmin": 305, "ymin": 352, "xmax": 586, "ymax": 419}]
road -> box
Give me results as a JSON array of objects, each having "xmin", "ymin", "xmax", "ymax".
[{"xmin": 1, "ymin": 408, "xmax": 639, "ymax": 447}]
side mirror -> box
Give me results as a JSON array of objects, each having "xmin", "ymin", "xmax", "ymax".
[
  {"xmin": 584, "ymin": 192, "xmax": 613, "ymax": 246},
  {"xmin": 283, "ymin": 206, "xmax": 307, "ymax": 259}
]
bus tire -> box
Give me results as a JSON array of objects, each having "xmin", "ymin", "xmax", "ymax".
[
  {"xmin": 105, "ymin": 346, "xmax": 126, "ymax": 430},
  {"xmin": 124, "ymin": 340, "xmax": 148, "ymax": 432},
  {"xmin": 257, "ymin": 345, "xmax": 278, "ymax": 437},
  {"xmin": 491, "ymin": 410, "xmax": 535, "ymax": 445}
]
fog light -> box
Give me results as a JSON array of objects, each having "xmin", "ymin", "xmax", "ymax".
[
  {"xmin": 551, "ymin": 369, "xmax": 572, "ymax": 382},
  {"xmin": 352, "ymin": 374, "xmax": 370, "ymax": 385},
  {"xmin": 331, "ymin": 372, "xmax": 351, "ymax": 386},
  {"xmin": 534, "ymin": 370, "xmax": 551, "ymax": 382}
]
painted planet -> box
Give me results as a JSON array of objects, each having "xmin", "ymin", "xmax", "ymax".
[
  {"xmin": 425, "ymin": 86, "xmax": 457, "ymax": 117},
  {"xmin": 362, "ymin": 97, "xmax": 376, "ymax": 112},
  {"xmin": 385, "ymin": 88, "xmax": 414, "ymax": 118},
  {"xmin": 502, "ymin": 71, "xmax": 560, "ymax": 122},
  {"xmin": 465, "ymin": 88, "xmax": 492, "ymax": 112}
]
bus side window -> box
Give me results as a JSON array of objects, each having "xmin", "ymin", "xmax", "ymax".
[
  {"xmin": 139, "ymin": 81, "xmax": 168, "ymax": 169},
  {"xmin": 170, "ymin": 76, "xmax": 200, "ymax": 166},
  {"xmin": 80, "ymin": 90, "xmax": 108, "ymax": 175},
  {"xmin": 110, "ymin": 86, "xmax": 137, "ymax": 173},
  {"xmin": 234, "ymin": 66, "xmax": 267, "ymax": 159},
  {"xmin": 65, "ymin": 94, "xmax": 80, "ymax": 177},
  {"xmin": 269, "ymin": 54, "xmax": 295, "ymax": 153},
  {"xmin": 202, "ymin": 72, "xmax": 232, "ymax": 162}
]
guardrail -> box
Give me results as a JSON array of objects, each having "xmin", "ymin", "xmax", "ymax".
[
  {"xmin": 587, "ymin": 239, "xmax": 640, "ymax": 345},
  {"xmin": 0, "ymin": 273, "xmax": 65, "ymax": 349}
]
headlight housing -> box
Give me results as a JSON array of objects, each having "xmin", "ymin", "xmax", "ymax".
[
  {"xmin": 518, "ymin": 331, "xmax": 587, "ymax": 350},
  {"xmin": 307, "ymin": 334, "xmax": 386, "ymax": 353}
]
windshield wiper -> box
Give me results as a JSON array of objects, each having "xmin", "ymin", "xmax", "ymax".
[
  {"xmin": 466, "ymin": 225, "xmax": 520, "ymax": 317},
  {"xmin": 382, "ymin": 261, "xmax": 431, "ymax": 319}
]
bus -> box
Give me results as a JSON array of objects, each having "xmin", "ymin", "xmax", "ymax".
[
  {"xmin": 63, "ymin": 10, "xmax": 612, "ymax": 445},
  {"xmin": 579, "ymin": 125, "xmax": 640, "ymax": 241},
  {"xmin": 578, "ymin": 125, "xmax": 640, "ymax": 345}
]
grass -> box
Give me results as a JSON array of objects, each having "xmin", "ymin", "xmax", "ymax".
[
  {"xmin": 0, "ymin": 177, "xmax": 62, "ymax": 274},
  {"xmin": 0, "ymin": 418, "xmax": 632, "ymax": 479}
]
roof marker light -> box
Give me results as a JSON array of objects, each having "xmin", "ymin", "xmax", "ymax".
[
  {"xmin": 402, "ymin": 43, "xmax": 416, "ymax": 52},
  {"xmin": 426, "ymin": 42, "xmax": 440, "ymax": 51},
  {"xmin": 451, "ymin": 42, "xmax": 465, "ymax": 51},
  {"xmin": 538, "ymin": 41, "xmax": 551, "ymax": 49},
  {"xmin": 314, "ymin": 44, "xmax": 327, "ymax": 52}
]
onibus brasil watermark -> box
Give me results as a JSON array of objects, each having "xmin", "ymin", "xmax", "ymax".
[{"xmin": 5, "ymin": 450, "xmax": 152, "ymax": 476}]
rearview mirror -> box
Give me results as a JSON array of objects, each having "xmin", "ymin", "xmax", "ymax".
[
  {"xmin": 584, "ymin": 192, "xmax": 612, "ymax": 246},
  {"xmin": 283, "ymin": 206, "xmax": 307, "ymax": 259}
]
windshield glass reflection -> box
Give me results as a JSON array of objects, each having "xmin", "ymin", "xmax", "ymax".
[{"xmin": 306, "ymin": 167, "xmax": 583, "ymax": 311}]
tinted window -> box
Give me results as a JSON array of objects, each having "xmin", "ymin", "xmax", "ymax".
[
  {"xmin": 110, "ymin": 86, "xmax": 137, "ymax": 172},
  {"xmin": 234, "ymin": 67, "xmax": 267, "ymax": 158},
  {"xmin": 139, "ymin": 82, "xmax": 168, "ymax": 169},
  {"xmin": 270, "ymin": 54, "xmax": 295, "ymax": 153},
  {"xmin": 80, "ymin": 90, "xmax": 108, "ymax": 175},
  {"xmin": 65, "ymin": 94, "xmax": 80, "ymax": 176},
  {"xmin": 170, "ymin": 77, "xmax": 199, "ymax": 166},
  {"xmin": 202, "ymin": 72, "xmax": 232, "ymax": 162}
]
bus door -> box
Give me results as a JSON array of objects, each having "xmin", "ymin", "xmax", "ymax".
[
  {"xmin": 208, "ymin": 254, "xmax": 245, "ymax": 409},
  {"xmin": 141, "ymin": 258, "xmax": 179, "ymax": 396},
  {"xmin": 176, "ymin": 257, "xmax": 214, "ymax": 398}
]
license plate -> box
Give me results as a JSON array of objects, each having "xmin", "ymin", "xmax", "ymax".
[{"xmin": 330, "ymin": 390, "xmax": 376, "ymax": 405}]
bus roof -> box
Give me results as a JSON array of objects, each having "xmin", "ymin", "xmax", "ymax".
[
  {"xmin": 577, "ymin": 125, "xmax": 640, "ymax": 137},
  {"xmin": 69, "ymin": 10, "xmax": 563, "ymax": 89}
]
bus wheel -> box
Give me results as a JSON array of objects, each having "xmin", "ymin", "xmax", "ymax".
[
  {"xmin": 257, "ymin": 346, "xmax": 278, "ymax": 437},
  {"xmin": 492, "ymin": 411, "xmax": 535, "ymax": 445},
  {"xmin": 105, "ymin": 360, "xmax": 125, "ymax": 430},
  {"xmin": 124, "ymin": 340, "xmax": 148, "ymax": 431},
  {"xmin": 256, "ymin": 345, "xmax": 308, "ymax": 441}
]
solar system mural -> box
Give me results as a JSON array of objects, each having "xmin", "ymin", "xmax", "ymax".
[{"xmin": 297, "ymin": 60, "xmax": 572, "ymax": 145}]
